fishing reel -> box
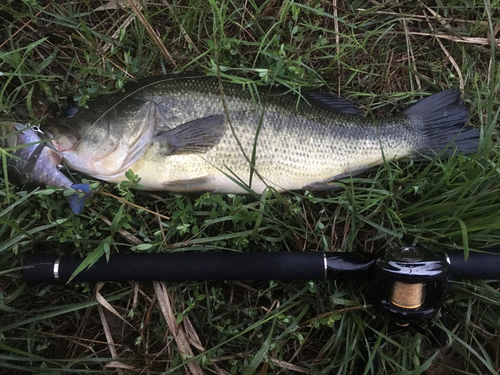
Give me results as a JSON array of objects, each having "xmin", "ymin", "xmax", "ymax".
[
  {"xmin": 322, "ymin": 246, "xmax": 451, "ymax": 324},
  {"xmin": 372, "ymin": 246, "xmax": 449, "ymax": 324},
  {"xmin": 353, "ymin": 247, "xmax": 453, "ymax": 374}
]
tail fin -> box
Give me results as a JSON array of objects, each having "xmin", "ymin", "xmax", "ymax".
[
  {"xmin": 66, "ymin": 183, "xmax": 91, "ymax": 214},
  {"xmin": 405, "ymin": 89, "xmax": 479, "ymax": 156}
]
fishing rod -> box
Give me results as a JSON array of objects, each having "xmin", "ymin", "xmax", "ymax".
[
  {"xmin": 23, "ymin": 246, "xmax": 500, "ymax": 324},
  {"xmin": 23, "ymin": 246, "xmax": 500, "ymax": 373}
]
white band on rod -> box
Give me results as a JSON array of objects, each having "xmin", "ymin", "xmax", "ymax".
[
  {"xmin": 323, "ymin": 253, "xmax": 327, "ymax": 279},
  {"xmin": 54, "ymin": 257, "xmax": 61, "ymax": 281}
]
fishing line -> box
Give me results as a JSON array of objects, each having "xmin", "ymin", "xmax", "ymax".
[{"xmin": 389, "ymin": 281, "xmax": 426, "ymax": 309}]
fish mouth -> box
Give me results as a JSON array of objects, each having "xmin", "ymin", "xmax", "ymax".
[{"xmin": 43, "ymin": 126, "xmax": 78, "ymax": 152}]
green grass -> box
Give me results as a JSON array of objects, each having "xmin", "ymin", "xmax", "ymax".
[{"xmin": 1, "ymin": 0, "xmax": 500, "ymax": 374}]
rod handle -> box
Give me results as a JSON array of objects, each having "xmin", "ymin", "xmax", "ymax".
[{"xmin": 23, "ymin": 252, "xmax": 326, "ymax": 283}]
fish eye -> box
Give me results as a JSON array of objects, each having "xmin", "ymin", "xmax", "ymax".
[{"xmin": 64, "ymin": 105, "xmax": 79, "ymax": 118}]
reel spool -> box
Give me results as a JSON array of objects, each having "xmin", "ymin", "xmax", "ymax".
[{"xmin": 373, "ymin": 246, "xmax": 449, "ymax": 323}]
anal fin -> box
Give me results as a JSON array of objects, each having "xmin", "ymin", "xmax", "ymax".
[
  {"xmin": 303, "ymin": 166, "xmax": 373, "ymax": 191},
  {"xmin": 303, "ymin": 181, "xmax": 342, "ymax": 191},
  {"xmin": 163, "ymin": 176, "xmax": 216, "ymax": 192}
]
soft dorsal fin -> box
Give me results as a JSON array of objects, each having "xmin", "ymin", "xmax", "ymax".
[
  {"xmin": 155, "ymin": 114, "xmax": 227, "ymax": 156},
  {"xmin": 303, "ymin": 91, "xmax": 364, "ymax": 116}
]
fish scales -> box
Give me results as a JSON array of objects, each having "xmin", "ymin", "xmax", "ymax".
[
  {"xmin": 44, "ymin": 76, "xmax": 478, "ymax": 194},
  {"xmin": 123, "ymin": 77, "xmax": 417, "ymax": 192}
]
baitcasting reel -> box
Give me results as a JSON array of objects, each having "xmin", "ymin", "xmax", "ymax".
[{"xmin": 372, "ymin": 246, "xmax": 449, "ymax": 324}]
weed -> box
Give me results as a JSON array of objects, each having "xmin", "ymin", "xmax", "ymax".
[{"xmin": 1, "ymin": 1, "xmax": 499, "ymax": 374}]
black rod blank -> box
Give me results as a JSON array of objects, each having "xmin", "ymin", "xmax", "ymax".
[{"xmin": 447, "ymin": 250, "xmax": 500, "ymax": 280}]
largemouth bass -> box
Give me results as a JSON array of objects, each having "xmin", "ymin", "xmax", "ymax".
[
  {"xmin": 24, "ymin": 76, "xmax": 480, "ymax": 203},
  {"xmin": 1, "ymin": 122, "xmax": 90, "ymax": 213},
  {"xmin": 45, "ymin": 76, "xmax": 478, "ymax": 194}
]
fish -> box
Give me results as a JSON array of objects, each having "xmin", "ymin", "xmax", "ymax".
[
  {"xmin": 1, "ymin": 122, "xmax": 91, "ymax": 214},
  {"xmin": 44, "ymin": 76, "xmax": 479, "ymax": 195},
  {"xmin": 20, "ymin": 75, "xmax": 477, "ymax": 209}
]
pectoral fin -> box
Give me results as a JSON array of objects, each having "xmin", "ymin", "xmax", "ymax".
[{"xmin": 155, "ymin": 115, "xmax": 227, "ymax": 156}]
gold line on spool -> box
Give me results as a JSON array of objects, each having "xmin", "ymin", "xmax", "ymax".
[{"xmin": 390, "ymin": 281, "xmax": 425, "ymax": 309}]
